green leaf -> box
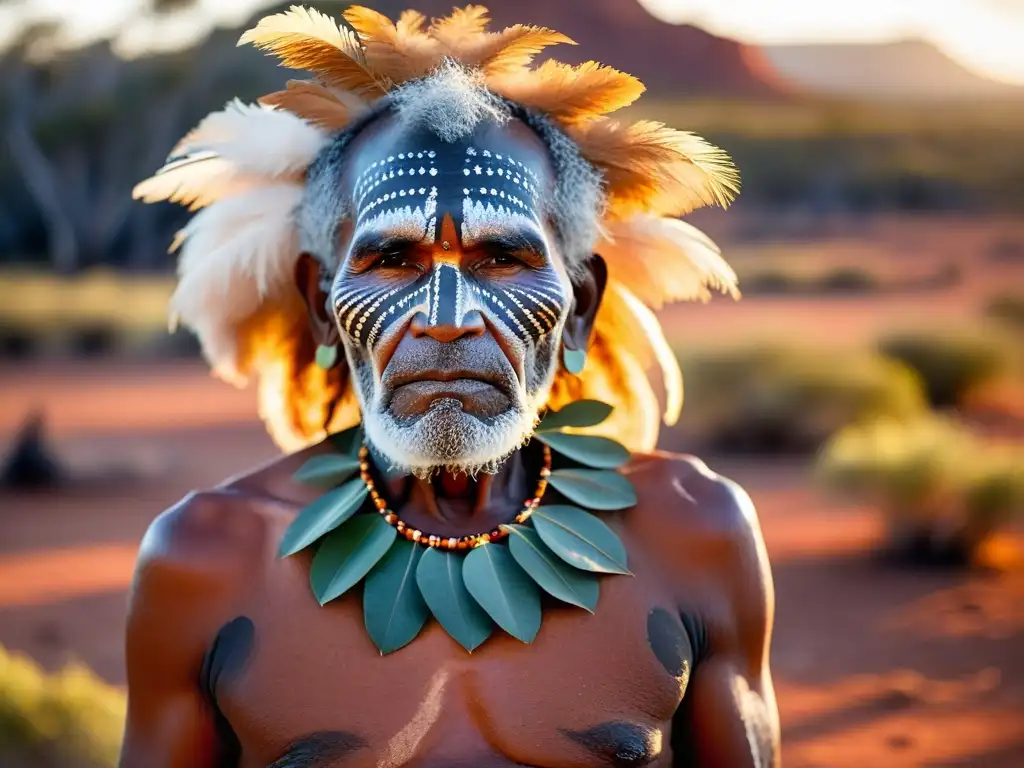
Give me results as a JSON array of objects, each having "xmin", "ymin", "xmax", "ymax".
[
  {"xmin": 547, "ymin": 469, "xmax": 637, "ymax": 510},
  {"xmin": 416, "ymin": 548, "xmax": 492, "ymax": 652},
  {"xmin": 532, "ymin": 505, "xmax": 631, "ymax": 575},
  {"xmin": 363, "ymin": 539, "xmax": 430, "ymax": 654},
  {"xmin": 537, "ymin": 400, "xmax": 613, "ymax": 432},
  {"xmin": 503, "ymin": 525, "xmax": 599, "ymax": 611},
  {"xmin": 462, "ymin": 543, "xmax": 542, "ymax": 643},
  {"xmin": 329, "ymin": 425, "xmax": 363, "ymax": 457},
  {"xmin": 310, "ymin": 515, "xmax": 397, "ymax": 605},
  {"xmin": 293, "ymin": 453, "xmax": 361, "ymax": 488},
  {"xmin": 536, "ymin": 432, "xmax": 630, "ymax": 469},
  {"xmin": 278, "ymin": 479, "xmax": 368, "ymax": 557}
]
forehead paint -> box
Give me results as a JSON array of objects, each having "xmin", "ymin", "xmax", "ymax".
[
  {"xmin": 337, "ymin": 140, "xmax": 567, "ymax": 352},
  {"xmin": 460, "ymin": 146, "xmax": 543, "ymax": 246},
  {"xmin": 353, "ymin": 150, "xmax": 440, "ymax": 242}
]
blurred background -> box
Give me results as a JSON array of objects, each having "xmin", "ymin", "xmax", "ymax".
[{"xmin": 1, "ymin": 1, "xmax": 1023, "ymax": 766}]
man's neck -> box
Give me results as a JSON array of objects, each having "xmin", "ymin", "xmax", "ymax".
[{"xmin": 377, "ymin": 448, "xmax": 534, "ymax": 534}]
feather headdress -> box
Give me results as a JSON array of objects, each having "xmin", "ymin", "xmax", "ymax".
[{"xmin": 134, "ymin": 4, "xmax": 741, "ymax": 453}]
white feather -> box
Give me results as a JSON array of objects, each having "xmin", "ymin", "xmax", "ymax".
[
  {"xmin": 170, "ymin": 183, "xmax": 304, "ymax": 378},
  {"xmin": 133, "ymin": 99, "xmax": 327, "ymax": 210},
  {"xmin": 597, "ymin": 214, "xmax": 740, "ymax": 308},
  {"xmin": 132, "ymin": 154, "xmax": 264, "ymax": 210},
  {"xmin": 172, "ymin": 99, "xmax": 328, "ymax": 178}
]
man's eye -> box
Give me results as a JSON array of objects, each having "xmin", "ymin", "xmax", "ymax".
[
  {"xmin": 480, "ymin": 253, "xmax": 523, "ymax": 270},
  {"xmin": 377, "ymin": 252, "xmax": 415, "ymax": 269}
]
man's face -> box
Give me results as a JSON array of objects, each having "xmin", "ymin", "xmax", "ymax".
[{"xmin": 329, "ymin": 116, "xmax": 576, "ymax": 475}]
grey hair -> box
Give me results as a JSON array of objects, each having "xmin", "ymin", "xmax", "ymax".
[
  {"xmin": 300, "ymin": 64, "xmax": 605, "ymax": 279},
  {"xmin": 391, "ymin": 59, "xmax": 511, "ymax": 142}
]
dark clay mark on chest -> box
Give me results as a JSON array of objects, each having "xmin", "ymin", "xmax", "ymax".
[
  {"xmin": 646, "ymin": 607, "xmax": 693, "ymax": 683},
  {"xmin": 562, "ymin": 721, "xmax": 662, "ymax": 767},
  {"xmin": 267, "ymin": 731, "xmax": 368, "ymax": 767}
]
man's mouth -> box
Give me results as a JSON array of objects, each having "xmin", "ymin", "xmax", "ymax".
[{"xmin": 387, "ymin": 371, "xmax": 513, "ymax": 419}]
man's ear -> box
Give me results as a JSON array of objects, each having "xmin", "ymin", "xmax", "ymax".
[
  {"xmin": 295, "ymin": 252, "xmax": 340, "ymax": 347},
  {"xmin": 561, "ymin": 253, "xmax": 607, "ymax": 353}
]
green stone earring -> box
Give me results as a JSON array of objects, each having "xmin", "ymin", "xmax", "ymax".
[
  {"xmin": 563, "ymin": 347, "xmax": 586, "ymax": 375},
  {"xmin": 315, "ymin": 343, "xmax": 339, "ymax": 370}
]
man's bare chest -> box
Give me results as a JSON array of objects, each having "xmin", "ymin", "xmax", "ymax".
[{"xmin": 208, "ymin": 552, "xmax": 694, "ymax": 768}]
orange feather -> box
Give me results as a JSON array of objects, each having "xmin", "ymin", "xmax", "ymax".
[
  {"xmin": 428, "ymin": 5, "xmax": 493, "ymax": 45},
  {"xmin": 487, "ymin": 60, "xmax": 644, "ymax": 124},
  {"xmin": 441, "ymin": 25, "xmax": 575, "ymax": 74},
  {"xmin": 570, "ymin": 118, "xmax": 740, "ymax": 218},
  {"xmin": 344, "ymin": 5, "xmax": 443, "ymax": 83},
  {"xmin": 259, "ymin": 80, "xmax": 355, "ymax": 132},
  {"xmin": 239, "ymin": 6, "xmax": 385, "ymax": 97}
]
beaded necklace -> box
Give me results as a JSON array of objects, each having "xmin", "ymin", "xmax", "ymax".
[{"xmin": 360, "ymin": 443, "xmax": 552, "ymax": 550}]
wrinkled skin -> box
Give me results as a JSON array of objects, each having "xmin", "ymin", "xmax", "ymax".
[{"xmin": 119, "ymin": 115, "xmax": 780, "ymax": 768}]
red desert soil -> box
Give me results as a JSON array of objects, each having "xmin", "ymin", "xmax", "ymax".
[{"xmin": 1, "ymin": 361, "xmax": 1022, "ymax": 767}]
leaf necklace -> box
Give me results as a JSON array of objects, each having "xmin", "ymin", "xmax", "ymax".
[{"xmin": 279, "ymin": 399, "xmax": 637, "ymax": 654}]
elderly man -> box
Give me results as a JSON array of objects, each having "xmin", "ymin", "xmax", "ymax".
[{"xmin": 125, "ymin": 6, "xmax": 778, "ymax": 767}]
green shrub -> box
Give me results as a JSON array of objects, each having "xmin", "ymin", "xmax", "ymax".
[
  {"xmin": 678, "ymin": 346, "xmax": 927, "ymax": 454},
  {"xmin": 986, "ymin": 293, "xmax": 1024, "ymax": 332},
  {"xmin": 0, "ymin": 645, "xmax": 125, "ymax": 768},
  {"xmin": 740, "ymin": 266, "xmax": 882, "ymax": 297},
  {"xmin": 817, "ymin": 416, "xmax": 1024, "ymax": 565},
  {"xmin": 818, "ymin": 267, "xmax": 880, "ymax": 295},
  {"xmin": 741, "ymin": 270, "xmax": 805, "ymax": 296},
  {"xmin": 878, "ymin": 332, "xmax": 1011, "ymax": 408}
]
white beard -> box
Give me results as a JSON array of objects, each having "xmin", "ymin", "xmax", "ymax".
[{"xmin": 361, "ymin": 389, "xmax": 548, "ymax": 479}]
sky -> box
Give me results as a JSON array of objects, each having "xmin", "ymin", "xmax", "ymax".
[{"xmin": 2, "ymin": 0, "xmax": 1023, "ymax": 84}]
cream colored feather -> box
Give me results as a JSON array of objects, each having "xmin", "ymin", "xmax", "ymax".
[
  {"xmin": 171, "ymin": 99, "xmax": 328, "ymax": 178},
  {"xmin": 170, "ymin": 184, "xmax": 304, "ymax": 380},
  {"xmin": 588, "ymin": 281, "xmax": 683, "ymax": 428},
  {"xmin": 597, "ymin": 214, "xmax": 739, "ymax": 308}
]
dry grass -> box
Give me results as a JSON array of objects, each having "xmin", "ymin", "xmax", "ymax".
[
  {"xmin": 0, "ymin": 644, "xmax": 125, "ymax": 768},
  {"xmin": 0, "ymin": 270, "xmax": 172, "ymax": 334}
]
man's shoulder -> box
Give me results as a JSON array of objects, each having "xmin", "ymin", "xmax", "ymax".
[
  {"xmin": 134, "ymin": 489, "xmax": 278, "ymax": 593},
  {"xmin": 133, "ymin": 442, "xmax": 326, "ymax": 592},
  {"xmin": 624, "ymin": 450, "xmax": 773, "ymax": 653},
  {"xmin": 624, "ymin": 449, "xmax": 761, "ymax": 548}
]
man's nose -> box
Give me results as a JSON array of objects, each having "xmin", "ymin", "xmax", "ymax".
[{"xmin": 410, "ymin": 309, "xmax": 486, "ymax": 343}]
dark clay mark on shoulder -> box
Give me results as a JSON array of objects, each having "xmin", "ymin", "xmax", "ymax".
[
  {"xmin": 268, "ymin": 731, "xmax": 369, "ymax": 767},
  {"xmin": 646, "ymin": 607, "xmax": 694, "ymax": 684},
  {"xmin": 200, "ymin": 616, "xmax": 255, "ymax": 767},
  {"xmin": 201, "ymin": 616, "xmax": 256, "ymax": 699},
  {"xmin": 562, "ymin": 721, "xmax": 662, "ymax": 767}
]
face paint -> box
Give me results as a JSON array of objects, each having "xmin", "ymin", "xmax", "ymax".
[
  {"xmin": 353, "ymin": 150, "xmax": 440, "ymax": 242},
  {"xmin": 460, "ymin": 146, "xmax": 543, "ymax": 244},
  {"xmin": 335, "ymin": 138, "xmax": 569, "ymax": 355},
  {"xmin": 333, "ymin": 122, "xmax": 577, "ymax": 475}
]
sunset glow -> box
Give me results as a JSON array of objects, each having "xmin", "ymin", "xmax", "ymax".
[
  {"xmin": 2, "ymin": 0, "xmax": 1023, "ymax": 86},
  {"xmin": 639, "ymin": 0, "xmax": 1024, "ymax": 84}
]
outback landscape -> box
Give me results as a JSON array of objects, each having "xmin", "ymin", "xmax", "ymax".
[{"xmin": 2, "ymin": 0, "xmax": 1024, "ymax": 766}]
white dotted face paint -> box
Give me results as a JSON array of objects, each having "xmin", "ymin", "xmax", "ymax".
[
  {"xmin": 353, "ymin": 150, "xmax": 439, "ymax": 243},
  {"xmin": 334, "ymin": 134, "xmax": 570, "ymax": 355}
]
